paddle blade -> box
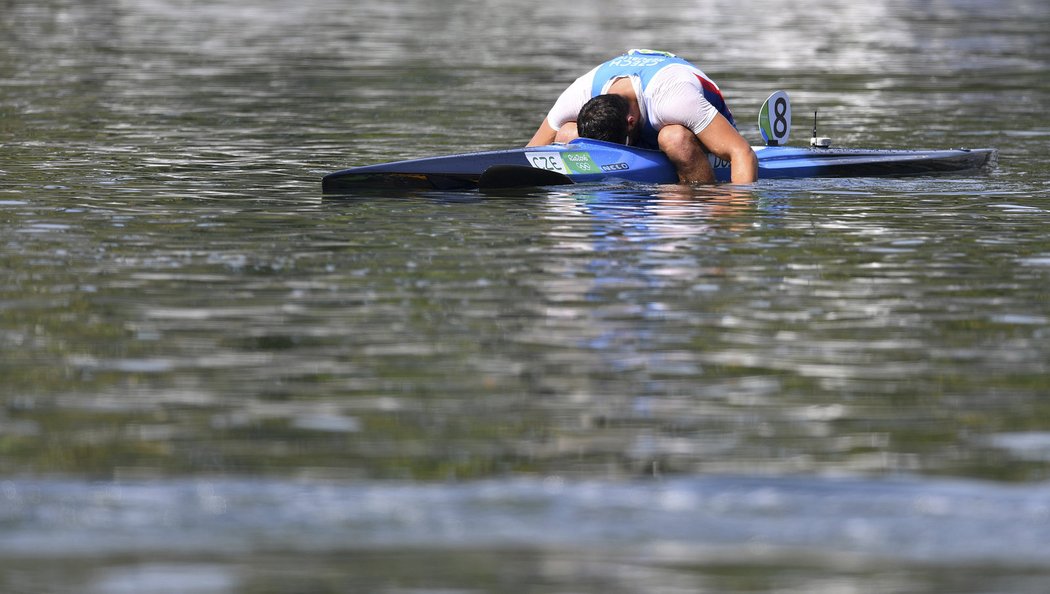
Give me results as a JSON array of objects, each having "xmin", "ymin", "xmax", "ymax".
[
  {"xmin": 322, "ymin": 171, "xmax": 479, "ymax": 193},
  {"xmin": 478, "ymin": 165, "xmax": 575, "ymax": 190}
]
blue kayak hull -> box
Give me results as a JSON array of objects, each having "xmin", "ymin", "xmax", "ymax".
[{"xmin": 322, "ymin": 138, "xmax": 997, "ymax": 193}]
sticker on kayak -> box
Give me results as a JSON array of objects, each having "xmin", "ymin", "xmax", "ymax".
[{"xmin": 526, "ymin": 151, "xmax": 602, "ymax": 175}]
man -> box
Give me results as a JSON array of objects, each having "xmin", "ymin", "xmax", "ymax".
[{"xmin": 527, "ymin": 49, "xmax": 758, "ymax": 184}]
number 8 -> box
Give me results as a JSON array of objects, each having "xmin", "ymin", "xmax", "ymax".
[{"xmin": 773, "ymin": 97, "xmax": 788, "ymax": 137}]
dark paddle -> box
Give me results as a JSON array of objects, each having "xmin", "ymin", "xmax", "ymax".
[{"xmin": 478, "ymin": 165, "xmax": 575, "ymax": 190}]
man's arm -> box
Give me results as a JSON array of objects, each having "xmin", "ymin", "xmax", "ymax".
[
  {"xmin": 696, "ymin": 114, "xmax": 758, "ymax": 183},
  {"xmin": 527, "ymin": 119, "xmax": 558, "ymax": 146},
  {"xmin": 528, "ymin": 74, "xmax": 593, "ymax": 147},
  {"xmin": 527, "ymin": 119, "xmax": 579, "ymax": 146},
  {"xmin": 649, "ymin": 74, "xmax": 758, "ymax": 183}
]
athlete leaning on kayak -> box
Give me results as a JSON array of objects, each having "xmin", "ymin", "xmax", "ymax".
[{"xmin": 527, "ymin": 49, "xmax": 758, "ymax": 184}]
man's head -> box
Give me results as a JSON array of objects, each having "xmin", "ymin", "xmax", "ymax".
[{"xmin": 577, "ymin": 94, "xmax": 634, "ymax": 144}]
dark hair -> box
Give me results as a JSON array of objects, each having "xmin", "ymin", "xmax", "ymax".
[{"xmin": 577, "ymin": 94, "xmax": 630, "ymax": 144}]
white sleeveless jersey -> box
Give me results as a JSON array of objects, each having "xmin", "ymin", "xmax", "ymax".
[{"xmin": 545, "ymin": 63, "xmax": 724, "ymax": 140}]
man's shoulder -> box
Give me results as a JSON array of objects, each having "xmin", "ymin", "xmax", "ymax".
[
  {"xmin": 646, "ymin": 64, "xmax": 706, "ymax": 95},
  {"xmin": 652, "ymin": 62, "xmax": 704, "ymax": 81}
]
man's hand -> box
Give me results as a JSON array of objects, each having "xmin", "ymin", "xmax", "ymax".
[{"xmin": 697, "ymin": 114, "xmax": 758, "ymax": 183}]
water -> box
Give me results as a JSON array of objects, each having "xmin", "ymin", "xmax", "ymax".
[{"xmin": 1, "ymin": 0, "xmax": 1049, "ymax": 592}]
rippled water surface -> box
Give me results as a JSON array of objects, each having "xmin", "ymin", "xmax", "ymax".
[{"xmin": 2, "ymin": 0, "xmax": 1050, "ymax": 592}]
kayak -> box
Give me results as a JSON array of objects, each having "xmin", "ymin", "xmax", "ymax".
[
  {"xmin": 323, "ymin": 90, "xmax": 996, "ymax": 193},
  {"xmin": 321, "ymin": 138, "xmax": 998, "ymax": 193}
]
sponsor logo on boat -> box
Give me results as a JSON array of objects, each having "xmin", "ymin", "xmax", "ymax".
[
  {"xmin": 561, "ymin": 152, "xmax": 600, "ymax": 174},
  {"xmin": 709, "ymin": 156, "xmax": 731, "ymax": 169},
  {"xmin": 528, "ymin": 151, "xmax": 601, "ymax": 175}
]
